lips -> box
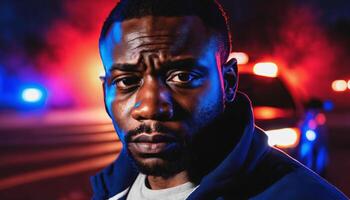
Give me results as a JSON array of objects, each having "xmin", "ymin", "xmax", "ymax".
[{"xmin": 128, "ymin": 133, "xmax": 179, "ymax": 154}]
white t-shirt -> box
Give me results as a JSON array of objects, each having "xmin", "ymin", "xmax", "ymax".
[{"xmin": 126, "ymin": 173, "xmax": 198, "ymax": 200}]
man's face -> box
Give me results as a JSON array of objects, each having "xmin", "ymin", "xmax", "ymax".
[{"xmin": 100, "ymin": 16, "xmax": 227, "ymax": 177}]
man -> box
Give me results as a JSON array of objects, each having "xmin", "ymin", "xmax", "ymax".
[{"xmin": 91, "ymin": 0, "xmax": 348, "ymax": 199}]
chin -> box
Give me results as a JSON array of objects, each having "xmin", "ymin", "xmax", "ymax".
[
  {"xmin": 139, "ymin": 157, "xmax": 168, "ymax": 169},
  {"xmin": 128, "ymin": 151, "xmax": 188, "ymax": 178}
]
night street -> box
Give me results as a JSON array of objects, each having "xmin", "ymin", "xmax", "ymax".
[
  {"xmin": 0, "ymin": 110, "xmax": 120, "ymax": 199},
  {"xmin": 0, "ymin": 110, "xmax": 349, "ymax": 199},
  {"xmin": 0, "ymin": 0, "xmax": 349, "ymax": 199}
]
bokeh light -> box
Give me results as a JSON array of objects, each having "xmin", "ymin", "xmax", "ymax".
[
  {"xmin": 265, "ymin": 128, "xmax": 299, "ymax": 148},
  {"xmin": 323, "ymin": 100, "xmax": 334, "ymax": 111},
  {"xmin": 316, "ymin": 113, "xmax": 327, "ymax": 125},
  {"xmin": 21, "ymin": 88, "xmax": 44, "ymax": 103},
  {"xmin": 253, "ymin": 62, "xmax": 278, "ymax": 78},
  {"xmin": 228, "ymin": 52, "xmax": 249, "ymax": 65},
  {"xmin": 332, "ymin": 80, "xmax": 347, "ymax": 92},
  {"xmin": 306, "ymin": 130, "xmax": 317, "ymax": 142}
]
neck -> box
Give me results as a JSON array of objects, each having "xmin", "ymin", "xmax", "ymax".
[{"xmin": 147, "ymin": 171, "xmax": 190, "ymax": 190}]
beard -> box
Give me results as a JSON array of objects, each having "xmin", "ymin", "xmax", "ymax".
[
  {"xmin": 125, "ymin": 123, "xmax": 191, "ymax": 178},
  {"xmin": 127, "ymin": 142, "xmax": 191, "ymax": 178}
]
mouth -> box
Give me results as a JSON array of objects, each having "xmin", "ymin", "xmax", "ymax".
[
  {"xmin": 128, "ymin": 133, "xmax": 179, "ymax": 155},
  {"xmin": 129, "ymin": 142, "xmax": 172, "ymax": 154}
]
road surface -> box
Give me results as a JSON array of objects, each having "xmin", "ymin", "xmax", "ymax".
[
  {"xmin": 0, "ymin": 109, "xmax": 121, "ymax": 199},
  {"xmin": 0, "ymin": 109, "xmax": 349, "ymax": 199}
]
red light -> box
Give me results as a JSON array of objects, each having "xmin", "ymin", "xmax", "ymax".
[
  {"xmin": 316, "ymin": 113, "xmax": 326, "ymax": 125},
  {"xmin": 332, "ymin": 80, "xmax": 347, "ymax": 92},
  {"xmin": 228, "ymin": 52, "xmax": 249, "ymax": 65},
  {"xmin": 254, "ymin": 107, "xmax": 293, "ymax": 120},
  {"xmin": 348, "ymin": 80, "xmax": 350, "ymax": 90},
  {"xmin": 253, "ymin": 62, "xmax": 278, "ymax": 78},
  {"xmin": 308, "ymin": 120, "xmax": 317, "ymax": 130}
]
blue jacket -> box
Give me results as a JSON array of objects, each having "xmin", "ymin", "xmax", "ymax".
[{"xmin": 90, "ymin": 93, "xmax": 348, "ymax": 200}]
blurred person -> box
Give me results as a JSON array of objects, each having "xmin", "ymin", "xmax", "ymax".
[{"xmin": 90, "ymin": 0, "xmax": 348, "ymax": 199}]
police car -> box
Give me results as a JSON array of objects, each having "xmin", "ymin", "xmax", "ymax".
[{"xmin": 232, "ymin": 52, "xmax": 329, "ymax": 175}]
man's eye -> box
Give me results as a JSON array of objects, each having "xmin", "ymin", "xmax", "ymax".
[
  {"xmin": 168, "ymin": 72, "xmax": 197, "ymax": 84},
  {"xmin": 113, "ymin": 76, "xmax": 142, "ymax": 90}
]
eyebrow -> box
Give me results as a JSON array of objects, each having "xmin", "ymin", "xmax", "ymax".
[
  {"xmin": 109, "ymin": 58, "xmax": 205, "ymax": 73},
  {"xmin": 109, "ymin": 63, "xmax": 143, "ymax": 73}
]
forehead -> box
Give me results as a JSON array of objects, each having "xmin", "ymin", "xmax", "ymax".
[{"xmin": 100, "ymin": 16, "xmax": 217, "ymax": 67}]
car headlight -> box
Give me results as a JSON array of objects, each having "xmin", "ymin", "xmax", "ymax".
[{"xmin": 265, "ymin": 128, "xmax": 300, "ymax": 148}]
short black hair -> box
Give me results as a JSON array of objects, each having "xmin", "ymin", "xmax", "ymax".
[{"xmin": 100, "ymin": 0, "xmax": 232, "ymax": 64}]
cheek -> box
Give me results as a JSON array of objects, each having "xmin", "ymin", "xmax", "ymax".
[
  {"xmin": 194, "ymin": 79, "xmax": 225, "ymax": 125},
  {"xmin": 175, "ymin": 76, "xmax": 225, "ymax": 134},
  {"xmin": 105, "ymin": 87, "xmax": 136, "ymax": 141},
  {"xmin": 193, "ymin": 66, "xmax": 225, "ymax": 113},
  {"xmin": 195, "ymin": 59, "xmax": 226, "ymax": 124}
]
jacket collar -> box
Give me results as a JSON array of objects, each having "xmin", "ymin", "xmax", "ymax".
[{"xmin": 187, "ymin": 92, "xmax": 269, "ymax": 199}]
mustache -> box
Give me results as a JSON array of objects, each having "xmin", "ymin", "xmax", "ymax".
[{"xmin": 125, "ymin": 123, "xmax": 178, "ymax": 143}]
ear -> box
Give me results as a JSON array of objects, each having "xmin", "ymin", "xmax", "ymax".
[
  {"xmin": 101, "ymin": 76, "xmax": 113, "ymax": 119},
  {"xmin": 223, "ymin": 58, "xmax": 238, "ymax": 103}
]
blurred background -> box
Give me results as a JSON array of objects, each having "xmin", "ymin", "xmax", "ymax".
[{"xmin": 0, "ymin": 0, "xmax": 349, "ymax": 199}]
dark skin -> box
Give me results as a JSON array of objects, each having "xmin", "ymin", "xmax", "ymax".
[{"xmin": 100, "ymin": 16, "xmax": 237, "ymax": 190}]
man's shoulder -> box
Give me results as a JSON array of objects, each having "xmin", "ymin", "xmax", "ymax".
[{"xmin": 251, "ymin": 150, "xmax": 348, "ymax": 200}]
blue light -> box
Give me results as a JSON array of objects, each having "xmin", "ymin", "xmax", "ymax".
[
  {"xmin": 21, "ymin": 88, "xmax": 43, "ymax": 103},
  {"xmin": 0, "ymin": 66, "xmax": 4, "ymax": 94},
  {"xmin": 306, "ymin": 130, "xmax": 317, "ymax": 141},
  {"xmin": 16, "ymin": 83, "xmax": 48, "ymax": 109},
  {"xmin": 323, "ymin": 100, "xmax": 334, "ymax": 111},
  {"xmin": 300, "ymin": 143, "xmax": 311, "ymax": 157}
]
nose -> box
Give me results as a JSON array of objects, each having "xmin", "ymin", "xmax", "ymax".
[{"xmin": 131, "ymin": 78, "xmax": 174, "ymax": 121}]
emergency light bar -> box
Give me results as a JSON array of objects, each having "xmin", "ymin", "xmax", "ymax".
[
  {"xmin": 331, "ymin": 80, "xmax": 347, "ymax": 92},
  {"xmin": 253, "ymin": 62, "xmax": 278, "ymax": 78}
]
